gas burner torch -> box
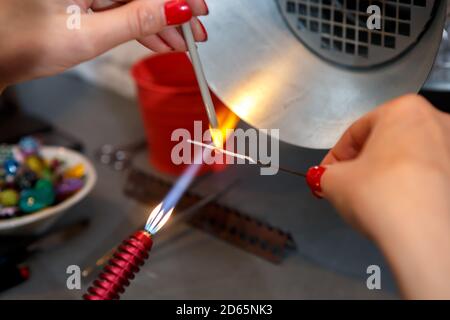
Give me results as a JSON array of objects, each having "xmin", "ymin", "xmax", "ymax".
[
  {"xmin": 82, "ymin": 203, "xmax": 171, "ymax": 300},
  {"xmin": 83, "ymin": 141, "xmax": 326, "ymax": 300}
]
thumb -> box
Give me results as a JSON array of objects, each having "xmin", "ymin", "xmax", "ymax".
[
  {"xmin": 82, "ymin": 0, "xmax": 192, "ymax": 56},
  {"xmin": 315, "ymin": 161, "xmax": 358, "ymax": 212},
  {"xmin": 311, "ymin": 161, "xmax": 372, "ymax": 236},
  {"xmin": 306, "ymin": 162, "xmax": 355, "ymax": 200}
]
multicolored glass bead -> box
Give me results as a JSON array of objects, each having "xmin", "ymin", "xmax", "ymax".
[
  {"xmin": 56, "ymin": 178, "xmax": 84, "ymax": 201},
  {"xmin": 0, "ymin": 136, "xmax": 86, "ymax": 219},
  {"xmin": 19, "ymin": 137, "xmax": 40, "ymax": 156},
  {"xmin": 0, "ymin": 206, "xmax": 19, "ymax": 218},
  {"xmin": 0, "ymin": 189, "xmax": 19, "ymax": 206},
  {"xmin": 15, "ymin": 170, "xmax": 38, "ymax": 189},
  {"xmin": 4, "ymin": 158, "xmax": 19, "ymax": 175},
  {"xmin": 25, "ymin": 155, "xmax": 46, "ymax": 174},
  {"xmin": 35, "ymin": 179, "xmax": 55, "ymax": 206},
  {"xmin": 0, "ymin": 145, "xmax": 13, "ymax": 162},
  {"xmin": 64, "ymin": 164, "xmax": 85, "ymax": 179},
  {"xmin": 19, "ymin": 189, "xmax": 47, "ymax": 213}
]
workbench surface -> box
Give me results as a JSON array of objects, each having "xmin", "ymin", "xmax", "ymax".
[{"xmin": 1, "ymin": 74, "xmax": 397, "ymax": 299}]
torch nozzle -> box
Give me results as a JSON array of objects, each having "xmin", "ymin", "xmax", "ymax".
[{"xmin": 145, "ymin": 203, "xmax": 175, "ymax": 235}]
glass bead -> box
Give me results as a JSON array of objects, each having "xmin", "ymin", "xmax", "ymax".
[{"xmin": 0, "ymin": 189, "xmax": 19, "ymax": 207}]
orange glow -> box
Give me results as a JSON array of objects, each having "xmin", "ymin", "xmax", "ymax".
[
  {"xmin": 210, "ymin": 126, "xmax": 224, "ymax": 149},
  {"xmin": 210, "ymin": 108, "xmax": 240, "ymax": 148},
  {"xmin": 225, "ymin": 46, "xmax": 299, "ymax": 122}
]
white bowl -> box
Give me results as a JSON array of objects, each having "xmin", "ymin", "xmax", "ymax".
[{"xmin": 0, "ymin": 146, "xmax": 97, "ymax": 235}]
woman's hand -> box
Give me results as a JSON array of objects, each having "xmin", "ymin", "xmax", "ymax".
[
  {"xmin": 0, "ymin": 0, "xmax": 208, "ymax": 88},
  {"xmin": 319, "ymin": 94, "xmax": 450, "ymax": 299}
]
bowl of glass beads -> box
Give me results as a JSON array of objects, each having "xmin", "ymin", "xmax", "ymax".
[{"xmin": 0, "ymin": 137, "xmax": 97, "ymax": 235}]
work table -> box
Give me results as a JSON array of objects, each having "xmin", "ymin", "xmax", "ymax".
[{"xmin": 0, "ymin": 74, "xmax": 397, "ymax": 299}]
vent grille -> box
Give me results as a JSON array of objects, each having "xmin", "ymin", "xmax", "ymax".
[{"xmin": 278, "ymin": 0, "xmax": 437, "ymax": 68}]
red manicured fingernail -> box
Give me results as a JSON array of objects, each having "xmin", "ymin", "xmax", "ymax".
[
  {"xmin": 306, "ymin": 166, "xmax": 326, "ymax": 199},
  {"xmin": 165, "ymin": 0, "xmax": 193, "ymax": 26},
  {"xmin": 19, "ymin": 266, "xmax": 30, "ymax": 280},
  {"xmin": 203, "ymin": 0, "xmax": 209, "ymax": 14},
  {"xmin": 199, "ymin": 20, "xmax": 208, "ymax": 41}
]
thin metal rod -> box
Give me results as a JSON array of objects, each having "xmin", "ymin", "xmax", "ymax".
[
  {"xmin": 186, "ymin": 139, "xmax": 307, "ymax": 178},
  {"xmin": 255, "ymin": 161, "xmax": 306, "ymax": 178},
  {"xmin": 187, "ymin": 139, "xmax": 256, "ymax": 164},
  {"xmin": 274, "ymin": 165, "xmax": 307, "ymax": 178},
  {"xmin": 182, "ymin": 22, "xmax": 219, "ymax": 129}
]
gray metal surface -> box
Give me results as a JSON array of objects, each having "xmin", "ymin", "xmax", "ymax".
[
  {"xmin": 424, "ymin": 5, "xmax": 450, "ymax": 91},
  {"xmin": 200, "ymin": 0, "xmax": 446, "ymax": 148},
  {"xmin": 0, "ymin": 75, "xmax": 397, "ymax": 299}
]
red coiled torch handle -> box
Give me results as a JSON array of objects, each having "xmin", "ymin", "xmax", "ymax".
[{"xmin": 83, "ymin": 230, "xmax": 153, "ymax": 300}]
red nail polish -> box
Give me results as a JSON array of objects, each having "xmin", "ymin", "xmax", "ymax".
[
  {"xmin": 199, "ymin": 20, "xmax": 208, "ymax": 41},
  {"xmin": 19, "ymin": 266, "xmax": 30, "ymax": 280},
  {"xmin": 306, "ymin": 166, "xmax": 326, "ymax": 199},
  {"xmin": 203, "ymin": 0, "xmax": 209, "ymax": 14},
  {"xmin": 165, "ymin": 0, "xmax": 193, "ymax": 26}
]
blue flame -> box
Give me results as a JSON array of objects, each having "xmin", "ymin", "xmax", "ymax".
[{"xmin": 145, "ymin": 149, "xmax": 204, "ymax": 235}]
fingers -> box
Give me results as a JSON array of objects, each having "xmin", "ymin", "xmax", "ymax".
[
  {"xmin": 82, "ymin": 0, "xmax": 208, "ymax": 57},
  {"xmin": 319, "ymin": 103, "xmax": 380, "ymax": 202},
  {"xmin": 90, "ymin": 0, "xmax": 208, "ymax": 16},
  {"xmin": 319, "ymin": 94, "xmax": 420, "ymax": 198},
  {"xmin": 190, "ymin": 17, "xmax": 208, "ymax": 42},
  {"xmin": 320, "ymin": 94, "xmax": 419, "ymax": 167},
  {"xmin": 321, "ymin": 108, "xmax": 378, "ymax": 166},
  {"xmin": 138, "ymin": 35, "xmax": 173, "ymax": 53},
  {"xmin": 89, "ymin": 0, "xmax": 130, "ymax": 11},
  {"xmin": 319, "ymin": 161, "xmax": 353, "ymax": 201},
  {"xmin": 158, "ymin": 28, "xmax": 188, "ymax": 51},
  {"xmin": 185, "ymin": 0, "xmax": 209, "ymax": 16},
  {"xmin": 148, "ymin": 18, "xmax": 206, "ymax": 52},
  {"xmin": 319, "ymin": 94, "xmax": 418, "ymax": 205},
  {"xmin": 82, "ymin": 0, "xmax": 193, "ymax": 57}
]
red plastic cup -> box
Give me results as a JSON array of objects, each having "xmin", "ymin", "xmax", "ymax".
[{"xmin": 131, "ymin": 52, "xmax": 234, "ymax": 176}]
